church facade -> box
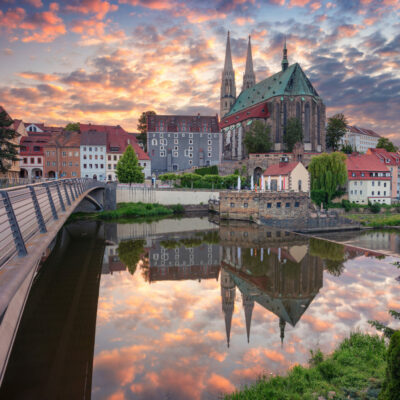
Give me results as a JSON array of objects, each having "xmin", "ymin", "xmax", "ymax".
[{"xmin": 220, "ymin": 33, "xmax": 326, "ymax": 160}]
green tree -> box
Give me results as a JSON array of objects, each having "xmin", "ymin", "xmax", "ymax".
[
  {"xmin": 159, "ymin": 172, "xmax": 179, "ymax": 186},
  {"xmin": 181, "ymin": 173, "xmax": 202, "ymax": 189},
  {"xmin": 379, "ymin": 331, "xmax": 400, "ymax": 400},
  {"xmin": 202, "ymin": 174, "xmax": 222, "ymax": 190},
  {"xmin": 244, "ymin": 120, "xmax": 272, "ymax": 153},
  {"xmin": 222, "ymin": 174, "xmax": 238, "ymax": 188},
  {"xmin": 377, "ymin": 137, "xmax": 398, "ymax": 153},
  {"xmin": 116, "ymin": 144, "xmax": 144, "ymax": 184},
  {"xmin": 137, "ymin": 110, "xmax": 156, "ymax": 151},
  {"xmin": 309, "ymin": 152, "xmax": 348, "ymax": 205},
  {"xmin": 326, "ymin": 113, "xmax": 348, "ymax": 151},
  {"xmin": 284, "ymin": 117, "xmax": 303, "ymax": 152},
  {"xmin": 117, "ymin": 239, "xmax": 145, "ymax": 275},
  {"xmin": 65, "ymin": 122, "xmax": 80, "ymax": 132},
  {"xmin": 0, "ymin": 109, "xmax": 19, "ymax": 173},
  {"xmin": 340, "ymin": 143, "xmax": 354, "ymax": 154}
]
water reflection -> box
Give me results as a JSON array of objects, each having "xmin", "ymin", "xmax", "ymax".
[{"xmin": 1, "ymin": 218, "xmax": 399, "ymax": 400}]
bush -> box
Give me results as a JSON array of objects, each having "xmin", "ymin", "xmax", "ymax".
[
  {"xmin": 379, "ymin": 331, "xmax": 400, "ymax": 399},
  {"xmin": 170, "ymin": 204, "xmax": 184, "ymax": 214},
  {"xmin": 370, "ymin": 202, "xmax": 382, "ymax": 214},
  {"xmin": 194, "ymin": 165, "xmax": 218, "ymax": 176},
  {"xmin": 311, "ymin": 189, "xmax": 327, "ymax": 207},
  {"xmin": 342, "ymin": 199, "xmax": 351, "ymax": 212}
]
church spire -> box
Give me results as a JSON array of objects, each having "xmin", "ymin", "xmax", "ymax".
[
  {"xmin": 242, "ymin": 35, "xmax": 256, "ymax": 91},
  {"xmin": 220, "ymin": 31, "xmax": 236, "ymax": 118},
  {"xmin": 242, "ymin": 293, "xmax": 254, "ymax": 343},
  {"xmin": 221, "ymin": 268, "xmax": 236, "ymax": 348},
  {"xmin": 281, "ymin": 36, "xmax": 289, "ymax": 71},
  {"xmin": 279, "ymin": 317, "xmax": 286, "ymax": 346}
]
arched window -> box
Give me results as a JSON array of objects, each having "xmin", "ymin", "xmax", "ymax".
[
  {"xmin": 151, "ymin": 138, "xmax": 157, "ymax": 146},
  {"xmin": 298, "ymin": 180, "xmax": 302, "ymax": 191},
  {"xmin": 275, "ymin": 104, "xmax": 280, "ymax": 142},
  {"xmin": 296, "ymin": 102, "xmax": 301, "ymax": 120},
  {"xmin": 304, "ymin": 103, "xmax": 310, "ymax": 142}
]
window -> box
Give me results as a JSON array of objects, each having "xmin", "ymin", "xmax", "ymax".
[
  {"xmin": 352, "ymin": 172, "xmax": 356, "ymax": 177},
  {"xmin": 46, "ymin": 151, "xmax": 50, "ymax": 156},
  {"xmin": 69, "ymin": 152, "xmax": 72, "ymax": 157},
  {"xmin": 95, "ymin": 155, "xmax": 98, "ymax": 160},
  {"xmin": 208, "ymin": 152, "xmax": 212, "ymax": 158},
  {"xmin": 62, "ymin": 151, "xmax": 66, "ymax": 156},
  {"xmin": 100, "ymin": 155, "xmax": 103, "ymax": 160},
  {"xmin": 174, "ymin": 146, "xmax": 178, "ymax": 151},
  {"xmin": 276, "ymin": 202, "xmax": 281, "ymax": 208},
  {"xmin": 89, "ymin": 147, "xmax": 92, "ymax": 151},
  {"xmin": 83, "ymin": 147, "xmax": 87, "ymax": 151},
  {"xmin": 378, "ymin": 191, "xmax": 380, "ymax": 195},
  {"xmin": 384, "ymin": 182, "xmax": 387, "ymax": 187},
  {"xmin": 189, "ymin": 146, "xmax": 193, "ymax": 151},
  {"xmin": 372, "ymin": 191, "xmax": 374, "ymax": 195},
  {"xmin": 244, "ymin": 203, "xmax": 248, "ymax": 208},
  {"xmin": 46, "ymin": 161, "xmax": 50, "ymax": 166},
  {"xmin": 74, "ymin": 152, "xmax": 79, "ymax": 157},
  {"xmin": 189, "ymin": 139, "xmax": 193, "ymax": 145},
  {"xmin": 114, "ymin": 155, "xmax": 117, "ymax": 161},
  {"xmin": 267, "ymin": 203, "xmax": 272, "ymax": 208},
  {"xmin": 62, "ymin": 161, "xmax": 66, "ymax": 166},
  {"xmin": 95, "ymin": 147, "xmax": 98, "ymax": 152},
  {"xmin": 84, "ymin": 164, "xmax": 87, "ymax": 168},
  {"xmin": 100, "ymin": 164, "xmax": 104, "ymax": 169},
  {"xmin": 208, "ymin": 140, "xmax": 212, "ymax": 145},
  {"xmin": 160, "ymin": 151, "xmax": 165, "ymax": 157},
  {"xmin": 384, "ymin": 191, "xmax": 386, "ymax": 195},
  {"xmin": 354, "ymin": 181, "xmax": 357, "ymax": 186},
  {"xmin": 189, "ymin": 160, "xmax": 192, "ymax": 165},
  {"xmin": 230, "ymin": 203, "xmax": 235, "ymax": 208},
  {"xmin": 72, "ymin": 172, "xmax": 77, "ymax": 177},
  {"xmin": 189, "ymin": 153, "xmax": 193, "ymax": 158},
  {"xmin": 108, "ymin": 155, "xmax": 111, "ymax": 161},
  {"xmin": 30, "ymin": 157, "xmax": 34, "ymax": 163},
  {"xmin": 360, "ymin": 190, "xmax": 363, "ymax": 195},
  {"xmin": 89, "ymin": 164, "xmax": 93, "ymax": 168},
  {"xmin": 108, "ymin": 164, "xmax": 111, "ymax": 169},
  {"xmin": 83, "ymin": 155, "xmax": 87, "ymax": 160},
  {"xmin": 350, "ymin": 190, "xmax": 353, "ymax": 194},
  {"xmin": 33, "ymin": 146, "xmax": 40, "ymax": 151},
  {"xmin": 173, "ymin": 151, "xmax": 178, "ymax": 157},
  {"xmin": 285, "ymin": 202, "xmax": 290, "ymax": 208},
  {"xmin": 295, "ymin": 202, "xmax": 300, "ymax": 207},
  {"xmin": 89, "ymin": 155, "xmax": 92, "ymax": 160},
  {"xmin": 52, "ymin": 161, "xmax": 56, "ymax": 166}
]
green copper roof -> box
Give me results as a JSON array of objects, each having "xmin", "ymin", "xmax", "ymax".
[{"xmin": 225, "ymin": 63, "xmax": 320, "ymax": 117}]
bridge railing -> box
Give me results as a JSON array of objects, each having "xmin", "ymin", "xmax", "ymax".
[{"xmin": 0, "ymin": 178, "xmax": 104, "ymax": 267}]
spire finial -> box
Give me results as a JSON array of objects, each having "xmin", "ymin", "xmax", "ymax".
[
  {"xmin": 242, "ymin": 33, "xmax": 256, "ymax": 91},
  {"xmin": 281, "ymin": 35, "xmax": 289, "ymax": 71},
  {"xmin": 279, "ymin": 318, "xmax": 286, "ymax": 347}
]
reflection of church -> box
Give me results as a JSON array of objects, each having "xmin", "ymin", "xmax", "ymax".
[{"xmin": 220, "ymin": 229, "xmax": 323, "ymax": 346}]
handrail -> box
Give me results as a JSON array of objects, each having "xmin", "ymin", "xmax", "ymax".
[{"xmin": 0, "ymin": 178, "xmax": 105, "ymax": 268}]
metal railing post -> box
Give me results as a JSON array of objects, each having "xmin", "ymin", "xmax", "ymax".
[
  {"xmin": 0, "ymin": 190, "xmax": 27, "ymax": 256},
  {"xmin": 55, "ymin": 181, "xmax": 66, "ymax": 212},
  {"xmin": 69, "ymin": 180, "xmax": 76, "ymax": 202},
  {"xmin": 45, "ymin": 183, "xmax": 58, "ymax": 220},
  {"xmin": 63, "ymin": 182, "xmax": 71, "ymax": 206},
  {"xmin": 29, "ymin": 186, "xmax": 47, "ymax": 233},
  {"xmin": 73, "ymin": 181, "xmax": 79, "ymax": 198}
]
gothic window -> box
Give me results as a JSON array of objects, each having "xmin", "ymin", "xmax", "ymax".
[
  {"xmin": 304, "ymin": 103, "xmax": 310, "ymax": 142},
  {"xmin": 283, "ymin": 102, "xmax": 287, "ymax": 137},
  {"xmin": 275, "ymin": 104, "xmax": 280, "ymax": 142},
  {"xmin": 317, "ymin": 106, "xmax": 321, "ymax": 145},
  {"xmin": 296, "ymin": 102, "xmax": 301, "ymax": 120}
]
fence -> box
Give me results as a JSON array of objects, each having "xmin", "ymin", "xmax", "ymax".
[{"xmin": 0, "ymin": 178, "xmax": 104, "ymax": 267}]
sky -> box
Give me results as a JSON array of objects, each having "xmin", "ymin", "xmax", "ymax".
[{"xmin": 0, "ymin": 0, "xmax": 399, "ymax": 141}]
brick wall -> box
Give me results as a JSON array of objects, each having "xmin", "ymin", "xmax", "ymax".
[{"xmin": 219, "ymin": 191, "xmax": 310, "ymax": 221}]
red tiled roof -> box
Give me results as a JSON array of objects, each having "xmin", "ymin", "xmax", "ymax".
[
  {"xmin": 80, "ymin": 123, "xmax": 128, "ymax": 135},
  {"xmin": 81, "ymin": 131, "xmax": 107, "ymax": 146},
  {"xmin": 347, "ymin": 125, "xmax": 381, "ymax": 138},
  {"xmin": 263, "ymin": 161, "xmax": 299, "ymax": 176},
  {"xmin": 367, "ymin": 148, "xmax": 400, "ymax": 165},
  {"xmin": 107, "ymin": 131, "xmax": 149, "ymax": 160},
  {"xmin": 346, "ymin": 154, "xmax": 390, "ymax": 172}
]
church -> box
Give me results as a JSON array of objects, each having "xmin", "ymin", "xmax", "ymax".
[{"xmin": 219, "ymin": 33, "xmax": 326, "ymax": 160}]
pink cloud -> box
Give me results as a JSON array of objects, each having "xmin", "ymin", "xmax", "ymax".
[
  {"xmin": 26, "ymin": 0, "xmax": 43, "ymax": 7},
  {"xmin": 0, "ymin": 7, "xmax": 26, "ymax": 31},
  {"xmin": 65, "ymin": 0, "xmax": 118, "ymax": 20},
  {"xmin": 207, "ymin": 373, "xmax": 236, "ymax": 395}
]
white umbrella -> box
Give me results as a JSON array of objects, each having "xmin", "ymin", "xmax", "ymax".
[
  {"xmin": 268, "ymin": 175, "xmax": 271, "ymax": 191},
  {"xmin": 237, "ymin": 175, "xmax": 241, "ymax": 191},
  {"xmin": 250, "ymin": 175, "xmax": 254, "ymax": 191},
  {"xmin": 261, "ymin": 175, "xmax": 265, "ymax": 191},
  {"xmin": 279, "ymin": 175, "xmax": 282, "ymax": 191}
]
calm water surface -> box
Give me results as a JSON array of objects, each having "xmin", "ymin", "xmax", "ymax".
[{"xmin": 1, "ymin": 218, "xmax": 399, "ymax": 400}]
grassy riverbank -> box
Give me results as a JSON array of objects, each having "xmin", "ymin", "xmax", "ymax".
[
  {"xmin": 225, "ymin": 333, "xmax": 386, "ymax": 400},
  {"xmin": 348, "ymin": 213, "xmax": 400, "ymax": 228},
  {"xmin": 69, "ymin": 202, "xmax": 184, "ymax": 221}
]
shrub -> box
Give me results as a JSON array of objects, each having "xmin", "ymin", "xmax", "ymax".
[
  {"xmin": 370, "ymin": 202, "xmax": 382, "ymax": 214},
  {"xmin": 379, "ymin": 331, "xmax": 400, "ymax": 399},
  {"xmin": 194, "ymin": 165, "xmax": 218, "ymax": 176},
  {"xmin": 342, "ymin": 199, "xmax": 351, "ymax": 212},
  {"xmin": 170, "ymin": 204, "xmax": 184, "ymax": 214}
]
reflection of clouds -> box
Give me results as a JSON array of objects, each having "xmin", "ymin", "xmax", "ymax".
[{"xmin": 92, "ymin": 243, "xmax": 400, "ymax": 399}]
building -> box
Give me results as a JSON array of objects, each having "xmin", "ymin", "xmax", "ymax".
[
  {"xmin": 263, "ymin": 159, "xmax": 309, "ymax": 192},
  {"xmin": 0, "ymin": 106, "xmax": 27, "ymax": 179},
  {"xmin": 80, "ymin": 131, "xmax": 107, "ymax": 181},
  {"xmin": 346, "ymin": 154, "xmax": 392, "ymax": 205},
  {"xmin": 19, "ymin": 132, "xmax": 51, "ymax": 178},
  {"xmin": 367, "ymin": 148, "xmax": 400, "ymax": 201},
  {"xmin": 147, "ymin": 114, "xmax": 221, "ymax": 175},
  {"xmin": 339, "ymin": 125, "xmax": 380, "ymax": 153},
  {"xmin": 43, "ymin": 131, "xmax": 81, "ymax": 178},
  {"xmin": 219, "ymin": 34, "xmax": 326, "ymax": 159},
  {"xmin": 106, "ymin": 132, "xmax": 151, "ymax": 181}
]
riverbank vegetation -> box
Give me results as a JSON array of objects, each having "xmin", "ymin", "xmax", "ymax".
[
  {"xmin": 347, "ymin": 213, "xmax": 400, "ymax": 228},
  {"xmin": 225, "ymin": 333, "xmax": 387, "ymax": 400},
  {"xmin": 69, "ymin": 202, "xmax": 184, "ymax": 221}
]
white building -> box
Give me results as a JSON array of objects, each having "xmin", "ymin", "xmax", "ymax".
[
  {"xmin": 80, "ymin": 131, "xmax": 107, "ymax": 181},
  {"xmin": 346, "ymin": 154, "xmax": 392, "ymax": 205},
  {"xmin": 106, "ymin": 132, "xmax": 151, "ymax": 181},
  {"xmin": 339, "ymin": 125, "xmax": 380, "ymax": 153}
]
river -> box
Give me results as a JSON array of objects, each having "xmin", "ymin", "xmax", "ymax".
[{"xmin": 0, "ymin": 217, "xmax": 399, "ymax": 400}]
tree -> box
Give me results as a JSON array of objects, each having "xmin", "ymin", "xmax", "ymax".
[
  {"xmin": 137, "ymin": 110, "xmax": 156, "ymax": 151},
  {"xmin": 243, "ymin": 120, "xmax": 272, "ymax": 153},
  {"xmin": 377, "ymin": 137, "xmax": 398, "ymax": 153},
  {"xmin": 309, "ymin": 152, "xmax": 348, "ymax": 205},
  {"xmin": 202, "ymin": 174, "xmax": 222, "ymax": 190},
  {"xmin": 340, "ymin": 143, "xmax": 354, "ymax": 154},
  {"xmin": 116, "ymin": 145, "xmax": 144, "ymax": 184},
  {"xmin": 326, "ymin": 113, "xmax": 348, "ymax": 151},
  {"xmin": 284, "ymin": 117, "xmax": 303, "ymax": 152},
  {"xmin": 117, "ymin": 239, "xmax": 145, "ymax": 275},
  {"xmin": 0, "ymin": 109, "xmax": 19, "ymax": 173},
  {"xmin": 159, "ymin": 172, "xmax": 179, "ymax": 187},
  {"xmin": 181, "ymin": 173, "xmax": 202, "ymax": 189},
  {"xmin": 65, "ymin": 122, "xmax": 80, "ymax": 132}
]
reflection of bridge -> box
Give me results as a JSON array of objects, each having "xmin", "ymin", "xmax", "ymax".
[{"xmin": 0, "ymin": 178, "xmax": 113, "ymax": 386}]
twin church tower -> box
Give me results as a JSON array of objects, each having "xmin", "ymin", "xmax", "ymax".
[
  {"xmin": 220, "ymin": 32, "xmax": 256, "ymax": 118},
  {"xmin": 219, "ymin": 32, "xmax": 326, "ymax": 158}
]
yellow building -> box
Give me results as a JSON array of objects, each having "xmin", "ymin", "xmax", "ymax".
[{"xmin": 0, "ymin": 106, "xmax": 27, "ymax": 180}]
